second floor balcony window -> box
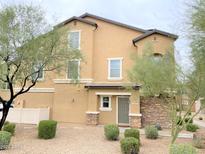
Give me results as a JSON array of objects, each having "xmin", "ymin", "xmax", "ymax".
[
  {"xmin": 67, "ymin": 60, "xmax": 80, "ymax": 79},
  {"xmin": 68, "ymin": 31, "xmax": 80, "ymax": 49}
]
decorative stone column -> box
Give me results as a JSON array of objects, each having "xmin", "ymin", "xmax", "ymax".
[
  {"xmin": 129, "ymin": 91, "xmax": 142, "ymax": 128},
  {"xmin": 86, "ymin": 111, "xmax": 99, "ymax": 125},
  {"xmin": 129, "ymin": 114, "xmax": 142, "ymax": 128}
]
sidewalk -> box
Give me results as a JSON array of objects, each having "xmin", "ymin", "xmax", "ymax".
[{"xmin": 119, "ymin": 127, "xmax": 193, "ymax": 139}]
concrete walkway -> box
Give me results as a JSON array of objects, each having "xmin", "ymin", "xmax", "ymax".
[{"xmin": 119, "ymin": 127, "xmax": 193, "ymax": 139}]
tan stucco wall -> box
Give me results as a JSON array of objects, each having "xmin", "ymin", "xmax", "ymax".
[
  {"xmin": 52, "ymin": 84, "xmax": 88, "ymax": 123},
  {"xmin": 98, "ymin": 96, "xmax": 117, "ymax": 124}
]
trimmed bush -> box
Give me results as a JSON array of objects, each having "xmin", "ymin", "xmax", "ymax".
[
  {"xmin": 120, "ymin": 137, "xmax": 139, "ymax": 154},
  {"xmin": 170, "ymin": 144, "xmax": 197, "ymax": 154},
  {"xmin": 145, "ymin": 125, "xmax": 158, "ymax": 139},
  {"xmin": 3, "ymin": 123, "xmax": 16, "ymax": 136},
  {"xmin": 104, "ymin": 124, "xmax": 119, "ymax": 140},
  {"xmin": 186, "ymin": 123, "xmax": 199, "ymax": 132},
  {"xmin": 0, "ymin": 131, "xmax": 11, "ymax": 150},
  {"xmin": 38, "ymin": 120, "xmax": 57, "ymax": 139},
  {"xmin": 124, "ymin": 129, "xmax": 140, "ymax": 141}
]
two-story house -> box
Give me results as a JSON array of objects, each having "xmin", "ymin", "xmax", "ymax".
[{"xmin": 3, "ymin": 13, "xmax": 178, "ymax": 128}]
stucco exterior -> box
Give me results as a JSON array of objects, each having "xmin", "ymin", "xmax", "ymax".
[{"xmin": 0, "ymin": 13, "xmax": 177, "ymax": 127}]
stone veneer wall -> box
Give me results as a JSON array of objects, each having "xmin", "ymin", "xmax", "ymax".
[
  {"xmin": 140, "ymin": 97, "xmax": 171, "ymax": 129},
  {"xmin": 129, "ymin": 115, "xmax": 142, "ymax": 128},
  {"xmin": 86, "ymin": 112, "xmax": 99, "ymax": 125}
]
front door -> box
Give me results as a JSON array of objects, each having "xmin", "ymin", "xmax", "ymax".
[{"xmin": 118, "ymin": 97, "xmax": 129, "ymax": 125}]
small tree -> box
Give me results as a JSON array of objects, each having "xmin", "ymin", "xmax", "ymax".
[
  {"xmin": 128, "ymin": 43, "xmax": 205, "ymax": 144},
  {"xmin": 0, "ymin": 4, "xmax": 80, "ymax": 129}
]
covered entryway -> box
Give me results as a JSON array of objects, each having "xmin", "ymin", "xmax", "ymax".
[
  {"xmin": 117, "ymin": 96, "xmax": 129, "ymax": 126},
  {"xmin": 84, "ymin": 83, "xmax": 141, "ymax": 127}
]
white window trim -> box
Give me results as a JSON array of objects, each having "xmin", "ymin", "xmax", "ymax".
[
  {"xmin": 99, "ymin": 96, "xmax": 112, "ymax": 111},
  {"xmin": 68, "ymin": 30, "xmax": 81, "ymax": 50},
  {"xmin": 107, "ymin": 57, "xmax": 123, "ymax": 80},
  {"xmin": 66, "ymin": 59, "xmax": 80, "ymax": 80}
]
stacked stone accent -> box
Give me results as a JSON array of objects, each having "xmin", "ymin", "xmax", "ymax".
[
  {"xmin": 129, "ymin": 115, "xmax": 142, "ymax": 128},
  {"xmin": 86, "ymin": 112, "xmax": 99, "ymax": 125},
  {"xmin": 140, "ymin": 97, "xmax": 171, "ymax": 129}
]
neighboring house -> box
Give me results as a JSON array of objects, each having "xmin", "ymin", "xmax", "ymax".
[{"xmin": 1, "ymin": 13, "xmax": 177, "ymax": 128}]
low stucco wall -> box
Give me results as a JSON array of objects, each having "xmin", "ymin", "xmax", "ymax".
[{"xmin": 1, "ymin": 108, "xmax": 49, "ymax": 124}]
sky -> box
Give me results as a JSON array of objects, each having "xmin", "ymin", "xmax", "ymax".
[{"xmin": 1, "ymin": 0, "xmax": 191, "ymax": 71}]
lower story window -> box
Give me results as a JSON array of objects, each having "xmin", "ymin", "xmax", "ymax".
[{"xmin": 100, "ymin": 96, "xmax": 112, "ymax": 111}]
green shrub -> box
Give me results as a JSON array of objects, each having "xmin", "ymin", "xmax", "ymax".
[
  {"xmin": 104, "ymin": 124, "xmax": 119, "ymax": 140},
  {"xmin": 120, "ymin": 137, "xmax": 140, "ymax": 154},
  {"xmin": 145, "ymin": 125, "xmax": 158, "ymax": 139},
  {"xmin": 193, "ymin": 136, "xmax": 204, "ymax": 149},
  {"xmin": 3, "ymin": 123, "xmax": 16, "ymax": 136},
  {"xmin": 124, "ymin": 129, "xmax": 140, "ymax": 141},
  {"xmin": 186, "ymin": 123, "xmax": 199, "ymax": 132},
  {"xmin": 0, "ymin": 131, "xmax": 11, "ymax": 150},
  {"xmin": 169, "ymin": 144, "xmax": 197, "ymax": 154},
  {"xmin": 38, "ymin": 120, "xmax": 57, "ymax": 139}
]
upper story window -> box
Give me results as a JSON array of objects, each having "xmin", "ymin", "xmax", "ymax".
[
  {"xmin": 67, "ymin": 60, "xmax": 80, "ymax": 79},
  {"xmin": 32, "ymin": 63, "xmax": 44, "ymax": 81},
  {"xmin": 68, "ymin": 31, "xmax": 80, "ymax": 49},
  {"xmin": 108, "ymin": 58, "xmax": 123, "ymax": 80},
  {"xmin": 100, "ymin": 96, "xmax": 112, "ymax": 111}
]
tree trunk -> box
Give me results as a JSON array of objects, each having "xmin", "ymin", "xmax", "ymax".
[{"xmin": 0, "ymin": 107, "xmax": 10, "ymax": 130}]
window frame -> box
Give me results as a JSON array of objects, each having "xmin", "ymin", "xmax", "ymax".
[
  {"xmin": 68, "ymin": 30, "xmax": 81, "ymax": 50},
  {"xmin": 99, "ymin": 96, "xmax": 112, "ymax": 111},
  {"xmin": 66, "ymin": 59, "xmax": 80, "ymax": 79},
  {"xmin": 107, "ymin": 57, "xmax": 123, "ymax": 80}
]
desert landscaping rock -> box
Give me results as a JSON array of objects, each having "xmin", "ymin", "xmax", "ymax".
[{"xmin": 2, "ymin": 123, "xmax": 205, "ymax": 154}]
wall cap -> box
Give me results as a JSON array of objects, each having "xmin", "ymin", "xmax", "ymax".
[
  {"xmin": 129, "ymin": 113, "xmax": 142, "ymax": 117},
  {"xmin": 86, "ymin": 111, "xmax": 100, "ymax": 114}
]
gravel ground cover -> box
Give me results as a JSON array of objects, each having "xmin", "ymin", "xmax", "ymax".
[{"xmin": 1, "ymin": 123, "xmax": 205, "ymax": 154}]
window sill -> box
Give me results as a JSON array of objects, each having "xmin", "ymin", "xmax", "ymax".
[
  {"xmin": 99, "ymin": 108, "xmax": 112, "ymax": 112},
  {"xmin": 108, "ymin": 77, "xmax": 123, "ymax": 81}
]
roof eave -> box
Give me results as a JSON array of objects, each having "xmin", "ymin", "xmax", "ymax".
[
  {"xmin": 79, "ymin": 13, "xmax": 147, "ymax": 33},
  {"xmin": 54, "ymin": 16, "xmax": 98, "ymax": 29}
]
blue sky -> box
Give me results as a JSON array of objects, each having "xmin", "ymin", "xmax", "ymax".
[{"xmin": 1, "ymin": 0, "xmax": 191, "ymax": 70}]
